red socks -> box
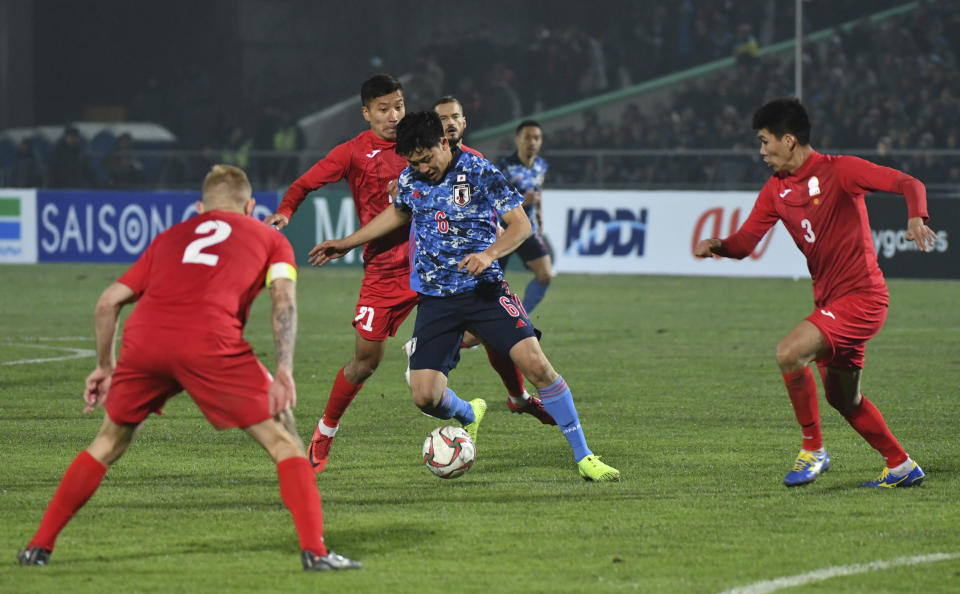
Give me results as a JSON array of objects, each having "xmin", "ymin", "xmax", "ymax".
[
  {"xmin": 29, "ymin": 450, "xmax": 108, "ymax": 551},
  {"xmin": 277, "ymin": 457, "xmax": 326, "ymax": 555},
  {"xmin": 841, "ymin": 395, "xmax": 908, "ymax": 467},
  {"xmin": 321, "ymin": 368, "xmax": 363, "ymax": 428},
  {"xmin": 782, "ymin": 367, "xmax": 822, "ymax": 451},
  {"xmin": 484, "ymin": 344, "xmax": 525, "ymax": 398}
]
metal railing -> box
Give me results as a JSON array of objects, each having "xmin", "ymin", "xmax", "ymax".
[{"xmin": 4, "ymin": 148, "xmax": 957, "ymax": 196}]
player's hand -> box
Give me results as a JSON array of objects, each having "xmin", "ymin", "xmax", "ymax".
[
  {"xmin": 905, "ymin": 217, "xmax": 937, "ymax": 252},
  {"xmin": 523, "ymin": 189, "xmax": 541, "ymax": 207},
  {"xmin": 83, "ymin": 366, "xmax": 113, "ymax": 414},
  {"xmin": 268, "ymin": 366, "xmax": 296, "ymax": 416},
  {"xmin": 694, "ymin": 238, "xmax": 723, "ymax": 258},
  {"xmin": 308, "ymin": 240, "xmax": 351, "ymax": 267},
  {"xmin": 387, "ymin": 179, "xmax": 399, "ymax": 203},
  {"xmin": 458, "ymin": 251, "xmax": 494, "ymax": 275},
  {"xmin": 264, "ymin": 213, "xmax": 289, "ymax": 230}
]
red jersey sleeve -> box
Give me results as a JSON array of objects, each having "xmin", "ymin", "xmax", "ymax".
[
  {"xmin": 834, "ymin": 156, "xmax": 929, "ymax": 221},
  {"xmin": 116, "ymin": 237, "xmax": 157, "ymax": 298},
  {"xmin": 719, "ymin": 184, "xmax": 781, "ymax": 259},
  {"xmin": 276, "ymin": 142, "xmax": 353, "ymax": 219}
]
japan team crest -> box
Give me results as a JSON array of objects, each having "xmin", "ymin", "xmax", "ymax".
[{"xmin": 453, "ymin": 184, "xmax": 471, "ymax": 206}]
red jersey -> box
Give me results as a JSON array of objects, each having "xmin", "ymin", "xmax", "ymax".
[
  {"xmin": 278, "ymin": 129, "xmax": 410, "ymax": 277},
  {"xmin": 118, "ymin": 210, "xmax": 296, "ymax": 339},
  {"xmin": 720, "ymin": 151, "xmax": 928, "ymax": 306}
]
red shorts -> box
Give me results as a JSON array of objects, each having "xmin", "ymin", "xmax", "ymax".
[
  {"xmin": 353, "ymin": 274, "xmax": 418, "ymax": 340},
  {"xmin": 105, "ymin": 330, "xmax": 273, "ymax": 430},
  {"xmin": 806, "ymin": 292, "xmax": 888, "ymax": 369}
]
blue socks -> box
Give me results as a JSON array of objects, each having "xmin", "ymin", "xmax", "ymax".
[
  {"xmin": 522, "ymin": 278, "xmax": 549, "ymax": 313},
  {"xmin": 538, "ymin": 376, "xmax": 592, "ymax": 462},
  {"xmin": 421, "ymin": 387, "xmax": 475, "ymax": 425}
]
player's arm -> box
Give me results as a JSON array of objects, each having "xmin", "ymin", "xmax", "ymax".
[
  {"xmin": 266, "ymin": 145, "xmax": 350, "ymax": 229},
  {"xmin": 836, "ymin": 156, "xmax": 937, "ymax": 252},
  {"xmin": 308, "ymin": 204, "xmax": 411, "ymax": 267},
  {"xmin": 695, "ymin": 189, "xmax": 778, "ymax": 259},
  {"xmin": 459, "ymin": 205, "xmax": 531, "ymax": 275},
  {"xmin": 83, "ymin": 282, "xmax": 137, "ymax": 413},
  {"xmin": 267, "ymin": 275, "xmax": 297, "ymax": 415}
]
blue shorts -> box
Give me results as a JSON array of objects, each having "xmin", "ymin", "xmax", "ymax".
[
  {"xmin": 409, "ymin": 282, "xmax": 539, "ymax": 375},
  {"xmin": 499, "ymin": 231, "xmax": 549, "ymax": 268}
]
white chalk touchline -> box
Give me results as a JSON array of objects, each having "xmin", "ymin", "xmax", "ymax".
[
  {"xmin": 2, "ymin": 343, "xmax": 96, "ymax": 366},
  {"xmin": 719, "ymin": 553, "xmax": 960, "ymax": 594}
]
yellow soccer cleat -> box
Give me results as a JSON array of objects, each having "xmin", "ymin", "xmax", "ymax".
[
  {"xmin": 461, "ymin": 398, "xmax": 487, "ymax": 444},
  {"xmin": 577, "ymin": 454, "xmax": 620, "ymax": 482}
]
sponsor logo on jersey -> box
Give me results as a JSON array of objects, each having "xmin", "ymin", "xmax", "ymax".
[
  {"xmin": 808, "ymin": 176, "xmax": 821, "ymax": 196},
  {"xmin": 820, "ymin": 309, "xmax": 836, "ymax": 319},
  {"xmin": 365, "ymin": 149, "xmax": 382, "ymax": 158},
  {"xmin": 453, "ymin": 184, "xmax": 471, "ymax": 206},
  {"xmin": 779, "ymin": 188, "xmax": 792, "ymax": 198}
]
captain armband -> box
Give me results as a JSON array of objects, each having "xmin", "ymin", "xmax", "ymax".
[{"xmin": 266, "ymin": 262, "xmax": 298, "ymax": 287}]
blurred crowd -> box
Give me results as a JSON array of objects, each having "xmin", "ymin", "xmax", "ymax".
[
  {"xmin": 545, "ymin": 1, "xmax": 960, "ymax": 187},
  {"xmin": 2, "ymin": 0, "xmax": 957, "ymax": 190}
]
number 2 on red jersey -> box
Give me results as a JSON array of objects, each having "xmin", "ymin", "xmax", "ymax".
[{"xmin": 183, "ymin": 220, "xmax": 232, "ymax": 266}]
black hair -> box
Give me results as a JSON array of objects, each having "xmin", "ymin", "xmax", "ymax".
[
  {"xmin": 395, "ymin": 111, "xmax": 444, "ymax": 155},
  {"xmin": 515, "ymin": 119, "xmax": 542, "ymax": 135},
  {"xmin": 432, "ymin": 95, "xmax": 461, "ymax": 109},
  {"xmin": 751, "ymin": 98, "xmax": 811, "ymax": 145},
  {"xmin": 360, "ymin": 74, "xmax": 403, "ymax": 107}
]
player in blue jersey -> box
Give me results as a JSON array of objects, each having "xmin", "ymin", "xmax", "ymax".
[
  {"xmin": 497, "ymin": 120, "xmax": 553, "ymax": 314},
  {"xmin": 309, "ymin": 111, "xmax": 619, "ymax": 481},
  {"xmin": 428, "ymin": 95, "xmax": 555, "ymax": 425}
]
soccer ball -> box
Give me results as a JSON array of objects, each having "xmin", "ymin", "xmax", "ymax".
[{"xmin": 422, "ymin": 426, "xmax": 475, "ymax": 479}]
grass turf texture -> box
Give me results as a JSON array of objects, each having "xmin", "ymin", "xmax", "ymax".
[{"xmin": 1, "ymin": 265, "xmax": 958, "ymax": 593}]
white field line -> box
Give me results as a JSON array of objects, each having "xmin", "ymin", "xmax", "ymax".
[
  {"xmin": 2, "ymin": 343, "xmax": 95, "ymax": 366},
  {"xmin": 719, "ymin": 552, "xmax": 960, "ymax": 594}
]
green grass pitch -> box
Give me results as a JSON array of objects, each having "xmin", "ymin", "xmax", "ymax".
[{"xmin": 1, "ymin": 265, "xmax": 958, "ymax": 593}]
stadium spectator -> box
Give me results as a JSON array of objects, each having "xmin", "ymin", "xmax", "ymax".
[
  {"xmin": 101, "ymin": 133, "xmax": 146, "ymax": 188},
  {"xmin": 694, "ymin": 98, "xmax": 936, "ymax": 489},
  {"xmin": 7, "ymin": 139, "xmax": 44, "ymax": 188},
  {"xmin": 17, "ymin": 164, "xmax": 361, "ymax": 572},
  {"xmin": 46, "ymin": 126, "xmax": 97, "ymax": 189},
  {"xmin": 221, "ymin": 125, "xmax": 253, "ymax": 170}
]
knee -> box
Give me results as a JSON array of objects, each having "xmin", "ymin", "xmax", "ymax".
[
  {"xmin": 521, "ymin": 357, "xmax": 556, "ymax": 388},
  {"xmin": 534, "ymin": 271, "xmax": 551, "ymax": 285},
  {"xmin": 775, "ymin": 341, "xmax": 802, "ymax": 373},
  {"xmin": 412, "ymin": 389, "xmax": 439, "ymax": 410},
  {"xmin": 347, "ymin": 354, "xmax": 382, "ymax": 384},
  {"xmin": 264, "ymin": 430, "xmax": 304, "ymax": 463},
  {"xmin": 824, "ymin": 388, "xmax": 860, "ymax": 415}
]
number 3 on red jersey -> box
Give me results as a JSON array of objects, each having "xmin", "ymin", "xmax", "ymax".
[{"xmin": 800, "ymin": 218, "xmax": 816, "ymax": 243}]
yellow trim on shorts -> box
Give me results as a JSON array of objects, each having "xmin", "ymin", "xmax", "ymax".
[{"xmin": 266, "ymin": 262, "xmax": 297, "ymax": 286}]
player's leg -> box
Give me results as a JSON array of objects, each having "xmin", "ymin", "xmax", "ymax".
[
  {"xmin": 19, "ymin": 415, "xmax": 140, "ymax": 565},
  {"xmin": 311, "ymin": 285, "xmax": 416, "ymax": 473},
  {"xmin": 819, "ymin": 364, "xmax": 923, "ymax": 488},
  {"xmin": 310, "ymin": 333, "xmax": 386, "ymax": 470},
  {"xmin": 521, "ymin": 252, "xmax": 552, "ymax": 314},
  {"xmin": 508, "ymin": 337, "xmax": 619, "ymax": 481},
  {"xmin": 244, "ymin": 418, "xmax": 361, "ymax": 571},
  {"xmin": 776, "ymin": 319, "xmax": 831, "ymax": 487},
  {"xmin": 408, "ymin": 296, "xmax": 486, "ymax": 441}
]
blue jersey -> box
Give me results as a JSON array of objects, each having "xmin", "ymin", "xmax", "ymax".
[
  {"xmin": 497, "ymin": 152, "xmax": 548, "ymax": 233},
  {"xmin": 395, "ymin": 148, "xmax": 523, "ymax": 297}
]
